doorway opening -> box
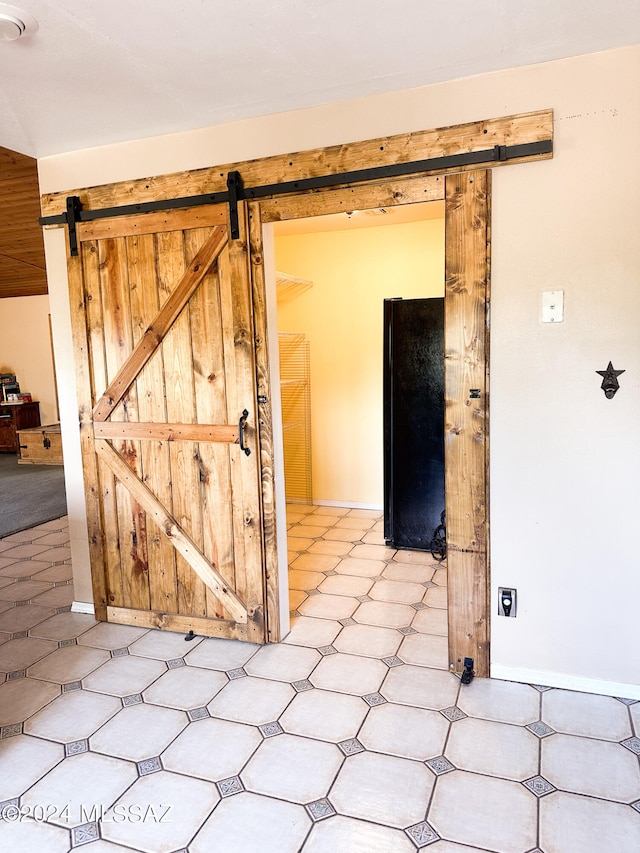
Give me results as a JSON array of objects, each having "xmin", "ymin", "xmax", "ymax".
[
  {"xmin": 271, "ymin": 201, "xmax": 450, "ymax": 667},
  {"xmin": 0, "ymin": 313, "xmax": 67, "ymax": 538}
]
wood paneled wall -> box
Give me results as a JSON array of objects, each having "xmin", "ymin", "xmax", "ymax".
[{"xmin": 0, "ymin": 147, "xmax": 47, "ymax": 298}]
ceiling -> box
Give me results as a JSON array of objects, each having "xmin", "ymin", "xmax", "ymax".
[{"xmin": 1, "ymin": 0, "xmax": 639, "ymax": 159}]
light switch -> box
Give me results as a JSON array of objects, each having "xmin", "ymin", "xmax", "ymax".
[{"xmin": 541, "ymin": 290, "xmax": 564, "ymax": 323}]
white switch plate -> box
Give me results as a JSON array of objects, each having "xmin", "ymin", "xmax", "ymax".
[{"xmin": 541, "ymin": 290, "xmax": 564, "ymax": 323}]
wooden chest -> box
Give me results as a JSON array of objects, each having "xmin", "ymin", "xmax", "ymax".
[{"xmin": 17, "ymin": 423, "xmax": 63, "ymax": 465}]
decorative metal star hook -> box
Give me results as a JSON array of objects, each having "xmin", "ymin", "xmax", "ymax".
[{"xmin": 596, "ymin": 361, "xmax": 625, "ymax": 399}]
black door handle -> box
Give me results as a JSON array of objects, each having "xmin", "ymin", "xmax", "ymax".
[{"xmin": 238, "ymin": 409, "xmax": 251, "ymax": 456}]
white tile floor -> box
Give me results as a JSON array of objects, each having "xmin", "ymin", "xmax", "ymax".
[{"xmin": 0, "ymin": 507, "xmax": 639, "ymax": 852}]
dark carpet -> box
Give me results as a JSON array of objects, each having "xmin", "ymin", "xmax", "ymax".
[{"xmin": 0, "ymin": 454, "xmax": 67, "ymax": 539}]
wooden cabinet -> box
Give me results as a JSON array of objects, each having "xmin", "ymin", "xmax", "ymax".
[
  {"xmin": 0, "ymin": 402, "xmax": 41, "ymax": 453},
  {"xmin": 17, "ymin": 423, "xmax": 63, "ymax": 465}
]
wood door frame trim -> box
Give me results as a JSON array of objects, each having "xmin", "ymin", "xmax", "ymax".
[
  {"xmin": 41, "ymin": 110, "xmax": 552, "ymax": 219},
  {"xmin": 444, "ymin": 171, "xmax": 491, "ymax": 678},
  {"xmin": 45, "ymin": 109, "xmax": 552, "ymax": 667},
  {"xmin": 255, "ymin": 172, "xmax": 489, "ymax": 676}
]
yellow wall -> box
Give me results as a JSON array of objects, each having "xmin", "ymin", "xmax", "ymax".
[
  {"xmin": 0, "ymin": 295, "xmax": 58, "ymax": 425},
  {"xmin": 275, "ymin": 218, "xmax": 444, "ymax": 506}
]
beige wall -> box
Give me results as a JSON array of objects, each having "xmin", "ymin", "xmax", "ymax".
[
  {"xmin": 39, "ymin": 44, "xmax": 640, "ymax": 697},
  {"xmin": 0, "ymin": 295, "xmax": 58, "ymax": 425},
  {"xmin": 275, "ymin": 219, "xmax": 444, "ymax": 506}
]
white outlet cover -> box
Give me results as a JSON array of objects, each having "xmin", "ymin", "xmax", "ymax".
[{"xmin": 541, "ymin": 290, "xmax": 564, "ymax": 323}]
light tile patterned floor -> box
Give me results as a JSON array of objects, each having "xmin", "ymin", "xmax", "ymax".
[{"xmin": 0, "ymin": 507, "xmax": 638, "ymax": 852}]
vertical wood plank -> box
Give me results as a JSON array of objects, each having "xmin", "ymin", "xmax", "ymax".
[
  {"xmin": 187, "ymin": 224, "xmax": 236, "ymax": 621},
  {"xmin": 82, "ymin": 240, "xmax": 124, "ymax": 610},
  {"xmin": 127, "ymin": 232, "xmax": 178, "ymax": 613},
  {"xmin": 248, "ymin": 201, "xmax": 280, "ymax": 642},
  {"xmin": 98, "ymin": 237, "xmax": 150, "ymax": 612},
  {"xmin": 66, "ymin": 241, "xmax": 109, "ymax": 620},
  {"xmin": 444, "ymin": 170, "xmax": 490, "ymax": 678},
  {"xmin": 157, "ymin": 230, "xmax": 207, "ymax": 617},
  {"xmin": 484, "ymin": 175, "xmax": 492, "ymax": 674},
  {"xmin": 218, "ymin": 244, "xmax": 245, "ymax": 582},
  {"xmin": 219, "ymin": 203, "xmax": 266, "ymax": 642}
]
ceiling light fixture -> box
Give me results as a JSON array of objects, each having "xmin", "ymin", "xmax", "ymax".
[{"xmin": 0, "ymin": 3, "xmax": 38, "ymax": 41}]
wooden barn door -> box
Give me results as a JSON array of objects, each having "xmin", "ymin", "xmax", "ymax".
[{"xmin": 67, "ymin": 204, "xmax": 266, "ymax": 642}]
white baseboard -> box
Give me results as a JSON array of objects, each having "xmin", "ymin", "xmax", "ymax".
[
  {"xmin": 314, "ymin": 500, "xmax": 384, "ymax": 511},
  {"xmin": 71, "ymin": 601, "xmax": 96, "ymax": 616},
  {"xmin": 490, "ymin": 664, "xmax": 640, "ymax": 701}
]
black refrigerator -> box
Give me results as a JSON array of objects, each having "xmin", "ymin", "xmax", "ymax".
[{"xmin": 383, "ymin": 297, "xmax": 445, "ymax": 551}]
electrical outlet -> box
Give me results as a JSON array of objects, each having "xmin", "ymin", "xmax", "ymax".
[{"xmin": 498, "ymin": 587, "xmax": 517, "ymax": 617}]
